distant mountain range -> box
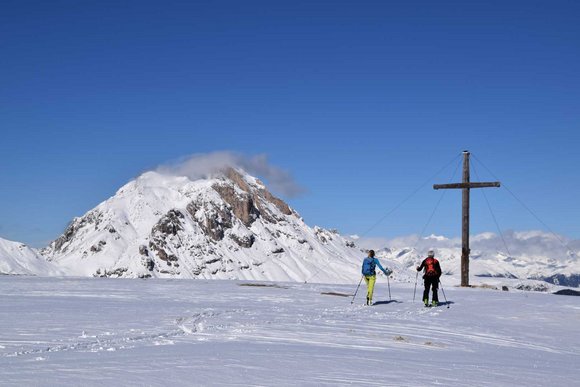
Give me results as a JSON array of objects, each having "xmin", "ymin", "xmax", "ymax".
[
  {"xmin": 1, "ymin": 167, "xmax": 578, "ymax": 287},
  {"xmin": 371, "ymin": 232, "xmax": 580, "ymax": 287}
]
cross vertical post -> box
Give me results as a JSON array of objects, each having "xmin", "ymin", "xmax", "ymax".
[
  {"xmin": 433, "ymin": 151, "xmax": 500, "ymax": 287},
  {"xmin": 461, "ymin": 151, "xmax": 470, "ymax": 287}
]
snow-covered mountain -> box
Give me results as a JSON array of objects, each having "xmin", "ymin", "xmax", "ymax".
[
  {"xmin": 41, "ymin": 168, "xmax": 363, "ymax": 282},
  {"xmin": 0, "ymin": 237, "xmax": 62, "ymax": 276}
]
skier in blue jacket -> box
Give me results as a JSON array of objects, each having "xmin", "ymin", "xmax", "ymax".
[{"xmin": 361, "ymin": 250, "xmax": 392, "ymax": 305}]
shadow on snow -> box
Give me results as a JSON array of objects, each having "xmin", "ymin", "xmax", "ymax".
[{"xmin": 372, "ymin": 300, "xmax": 403, "ymax": 306}]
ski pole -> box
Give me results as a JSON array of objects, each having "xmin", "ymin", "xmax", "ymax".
[
  {"xmin": 351, "ymin": 276, "xmax": 364, "ymax": 304},
  {"xmin": 413, "ymin": 270, "xmax": 419, "ymax": 302},
  {"xmin": 439, "ymin": 279, "xmax": 450, "ymax": 308},
  {"xmin": 387, "ymin": 273, "xmax": 392, "ymax": 301}
]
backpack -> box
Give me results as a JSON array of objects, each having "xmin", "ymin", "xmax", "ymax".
[
  {"xmin": 362, "ymin": 258, "xmax": 376, "ymax": 276},
  {"xmin": 424, "ymin": 257, "xmax": 438, "ymax": 277}
]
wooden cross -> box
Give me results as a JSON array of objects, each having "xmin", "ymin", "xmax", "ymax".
[{"xmin": 433, "ymin": 151, "xmax": 500, "ymax": 287}]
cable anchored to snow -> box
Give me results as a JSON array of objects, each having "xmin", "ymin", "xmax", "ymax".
[
  {"xmin": 471, "ymin": 153, "xmax": 577, "ymax": 258},
  {"xmin": 305, "ymin": 153, "xmax": 462, "ymax": 286},
  {"xmin": 471, "ymin": 160, "xmax": 513, "ymax": 258}
]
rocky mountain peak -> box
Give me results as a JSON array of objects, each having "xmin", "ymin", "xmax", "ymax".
[
  {"xmin": 212, "ymin": 167, "xmax": 296, "ymax": 226},
  {"xmin": 39, "ymin": 168, "xmax": 360, "ymax": 280}
]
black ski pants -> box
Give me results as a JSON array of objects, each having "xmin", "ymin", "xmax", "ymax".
[{"xmin": 423, "ymin": 276, "xmax": 439, "ymax": 302}]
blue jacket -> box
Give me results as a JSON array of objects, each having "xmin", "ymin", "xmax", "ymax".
[{"xmin": 361, "ymin": 257, "xmax": 390, "ymax": 276}]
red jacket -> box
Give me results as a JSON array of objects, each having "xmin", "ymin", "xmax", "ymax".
[{"xmin": 417, "ymin": 257, "xmax": 442, "ymax": 278}]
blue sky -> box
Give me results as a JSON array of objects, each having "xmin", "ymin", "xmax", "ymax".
[{"xmin": 1, "ymin": 0, "xmax": 579, "ymax": 247}]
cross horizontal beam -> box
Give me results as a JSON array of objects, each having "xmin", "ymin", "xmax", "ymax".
[{"xmin": 433, "ymin": 182, "xmax": 500, "ymax": 190}]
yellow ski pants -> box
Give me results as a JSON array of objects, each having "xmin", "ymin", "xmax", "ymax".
[{"xmin": 364, "ymin": 275, "xmax": 376, "ymax": 301}]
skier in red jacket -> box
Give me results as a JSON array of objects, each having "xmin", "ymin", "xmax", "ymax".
[{"xmin": 416, "ymin": 249, "xmax": 442, "ymax": 307}]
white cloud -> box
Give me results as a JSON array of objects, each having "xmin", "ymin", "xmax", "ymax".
[{"xmin": 155, "ymin": 151, "xmax": 304, "ymax": 197}]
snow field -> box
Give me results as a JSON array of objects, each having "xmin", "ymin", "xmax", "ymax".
[{"xmin": 0, "ymin": 276, "xmax": 578, "ymax": 386}]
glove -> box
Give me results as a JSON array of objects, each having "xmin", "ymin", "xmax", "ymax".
[
  {"xmin": 384, "ymin": 269, "xmax": 393, "ymax": 276},
  {"xmin": 416, "ymin": 266, "xmax": 421, "ymax": 271}
]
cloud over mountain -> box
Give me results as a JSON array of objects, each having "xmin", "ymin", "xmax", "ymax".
[{"xmin": 155, "ymin": 152, "xmax": 304, "ymax": 197}]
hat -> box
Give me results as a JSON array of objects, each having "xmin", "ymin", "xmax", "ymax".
[{"xmin": 427, "ymin": 249, "xmax": 435, "ymax": 257}]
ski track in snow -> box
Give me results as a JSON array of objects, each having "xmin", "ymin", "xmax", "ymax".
[{"xmin": 2, "ymin": 308, "xmax": 251, "ymax": 359}]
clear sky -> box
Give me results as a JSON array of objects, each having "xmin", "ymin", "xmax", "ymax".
[{"xmin": 1, "ymin": 0, "xmax": 579, "ymax": 247}]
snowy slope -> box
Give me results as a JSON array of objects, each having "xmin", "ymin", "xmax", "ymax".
[
  {"xmin": 0, "ymin": 237, "xmax": 62, "ymax": 276},
  {"xmin": 0, "ymin": 276, "xmax": 578, "ymax": 386},
  {"xmin": 41, "ymin": 168, "xmax": 364, "ymax": 282}
]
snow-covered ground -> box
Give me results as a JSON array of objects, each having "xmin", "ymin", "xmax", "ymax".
[{"xmin": 1, "ymin": 276, "xmax": 578, "ymax": 386}]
